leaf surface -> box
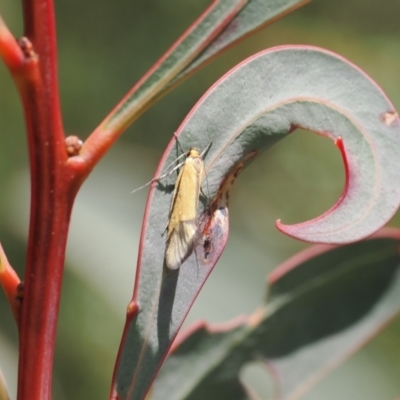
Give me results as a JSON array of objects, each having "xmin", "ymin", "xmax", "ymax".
[
  {"xmin": 152, "ymin": 229, "xmax": 400, "ymax": 400},
  {"xmin": 111, "ymin": 46, "xmax": 400, "ymax": 400}
]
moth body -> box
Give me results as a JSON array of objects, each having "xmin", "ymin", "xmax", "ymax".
[{"xmin": 165, "ymin": 148, "xmax": 205, "ymax": 270}]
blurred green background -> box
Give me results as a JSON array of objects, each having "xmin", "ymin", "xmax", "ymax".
[{"xmin": 1, "ymin": 0, "xmax": 400, "ymax": 399}]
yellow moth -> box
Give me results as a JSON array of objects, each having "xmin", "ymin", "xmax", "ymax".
[{"xmin": 165, "ymin": 148, "xmax": 206, "ymax": 270}]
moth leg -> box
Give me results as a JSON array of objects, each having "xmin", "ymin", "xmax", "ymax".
[
  {"xmin": 173, "ymin": 132, "xmax": 186, "ymax": 154},
  {"xmin": 200, "ymin": 141, "xmax": 213, "ymax": 158},
  {"xmin": 162, "ymin": 222, "xmax": 169, "ymax": 236},
  {"xmin": 200, "ymin": 186, "xmax": 209, "ymax": 201}
]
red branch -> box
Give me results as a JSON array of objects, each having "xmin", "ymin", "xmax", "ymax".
[{"xmin": 14, "ymin": 1, "xmax": 79, "ymax": 400}]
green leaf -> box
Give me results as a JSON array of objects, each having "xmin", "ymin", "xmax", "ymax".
[
  {"xmin": 151, "ymin": 229, "xmax": 400, "ymax": 399},
  {"xmin": 104, "ymin": 0, "xmax": 308, "ymax": 132},
  {"xmin": 111, "ymin": 46, "xmax": 400, "ymax": 399},
  {"xmin": 171, "ymin": 0, "xmax": 310, "ymax": 84},
  {"xmin": 105, "ymin": 0, "xmax": 247, "ymax": 130}
]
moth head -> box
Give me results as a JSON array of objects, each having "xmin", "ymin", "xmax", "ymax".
[{"xmin": 188, "ymin": 148, "xmax": 201, "ymax": 158}]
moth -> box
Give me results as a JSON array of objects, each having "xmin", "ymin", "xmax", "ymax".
[{"xmin": 165, "ymin": 147, "xmax": 206, "ymax": 270}]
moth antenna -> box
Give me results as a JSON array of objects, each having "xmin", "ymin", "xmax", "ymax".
[
  {"xmin": 131, "ymin": 160, "xmax": 185, "ymax": 194},
  {"xmin": 162, "ymin": 151, "xmax": 187, "ymax": 173},
  {"xmin": 131, "ymin": 179, "xmax": 158, "ymax": 194}
]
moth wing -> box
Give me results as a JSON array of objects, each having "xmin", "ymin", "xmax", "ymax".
[
  {"xmin": 168, "ymin": 165, "xmax": 185, "ymax": 217},
  {"xmin": 165, "ymin": 151, "xmax": 205, "ymax": 270},
  {"xmin": 165, "ymin": 221, "xmax": 198, "ymax": 270}
]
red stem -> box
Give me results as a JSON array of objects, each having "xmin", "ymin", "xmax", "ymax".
[{"xmin": 16, "ymin": 1, "xmax": 77, "ymax": 400}]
